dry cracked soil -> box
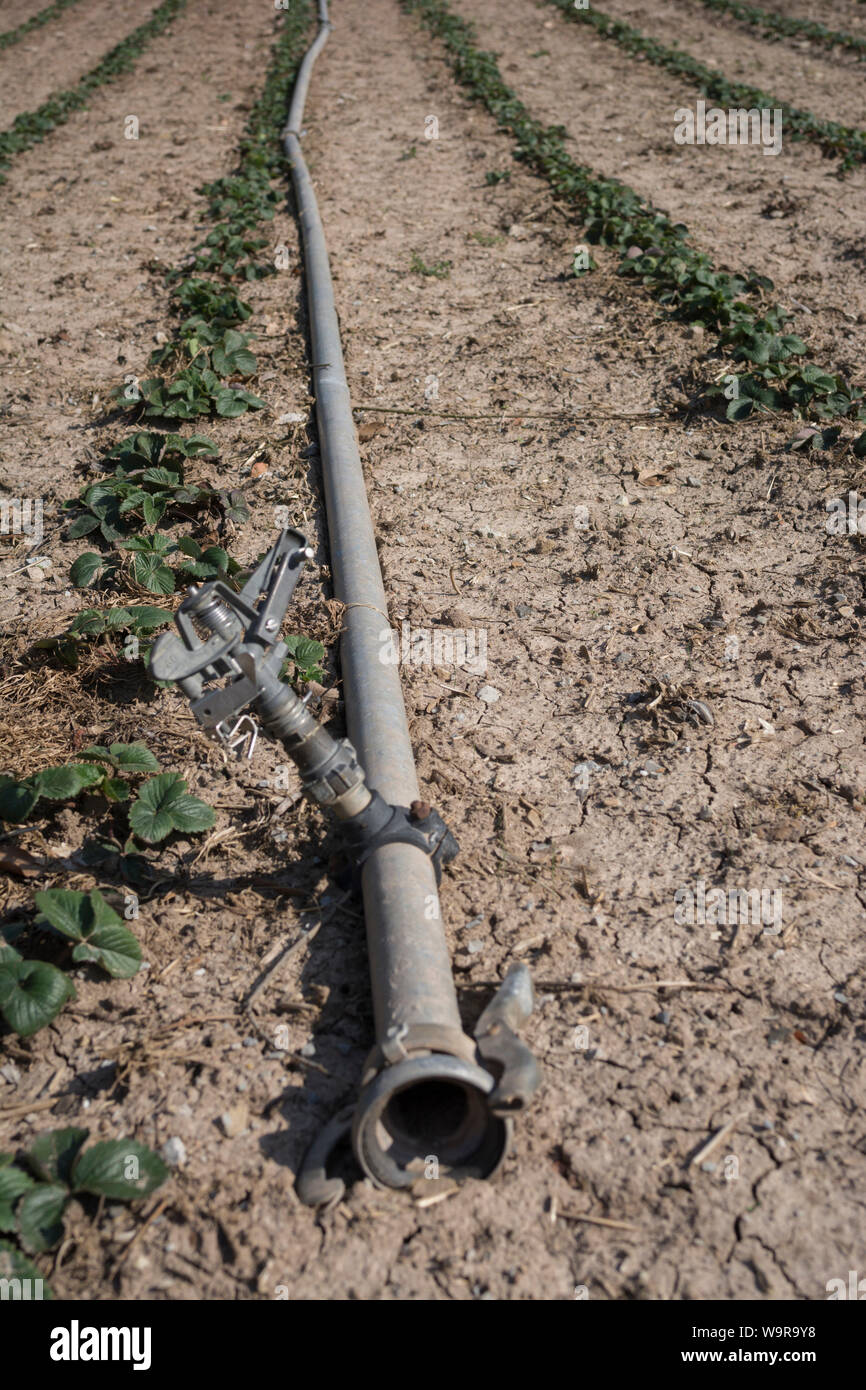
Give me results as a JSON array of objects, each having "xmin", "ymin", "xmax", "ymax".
[{"xmin": 0, "ymin": 0, "xmax": 864, "ymax": 1301}]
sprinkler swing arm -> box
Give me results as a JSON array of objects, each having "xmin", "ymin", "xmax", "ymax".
[
  {"xmin": 149, "ymin": 528, "xmax": 458, "ymax": 885},
  {"xmin": 149, "ymin": 530, "xmax": 540, "ymax": 1202}
]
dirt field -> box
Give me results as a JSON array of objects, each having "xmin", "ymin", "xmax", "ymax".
[{"xmin": 1, "ymin": 0, "xmax": 864, "ymax": 1302}]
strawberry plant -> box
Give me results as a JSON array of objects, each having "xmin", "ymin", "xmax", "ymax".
[
  {"xmin": 37, "ymin": 605, "xmax": 173, "ymax": 671},
  {"xmin": 0, "ymin": 885, "xmax": 143, "ymax": 1037},
  {"xmin": 0, "ymin": 1128, "xmax": 167, "ymax": 1292},
  {"xmin": 172, "ymin": 277, "xmax": 253, "ymax": 330},
  {"xmin": 185, "ymin": 225, "xmax": 272, "ymax": 281},
  {"xmin": 70, "ymin": 526, "xmax": 241, "ymax": 596},
  {"xmin": 63, "ymin": 430, "xmax": 248, "ymax": 599},
  {"xmin": 115, "ymin": 367, "xmax": 264, "ymax": 423},
  {"xmin": 0, "ymin": 743, "xmax": 160, "ymax": 823},
  {"xmin": 127, "ymin": 773, "xmax": 215, "ymax": 844},
  {"xmin": 150, "ymin": 321, "xmax": 258, "ymax": 374},
  {"xmin": 0, "ymin": 764, "xmax": 102, "ymax": 824},
  {"xmin": 34, "ymin": 889, "xmax": 142, "ymax": 979},
  {"xmin": 173, "ymin": 537, "xmax": 238, "ymax": 582},
  {"xmin": 64, "ymin": 433, "xmax": 223, "ymax": 540},
  {"xmin": 282, "ymin": 635, "xmax": 325, "ymax": 684},
  {"xmin": 118, "ymin": 535, "xmax": 180, "ymax": 595}
]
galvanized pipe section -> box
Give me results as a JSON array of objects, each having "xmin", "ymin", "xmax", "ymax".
[{"xmin": 281, "ymin": 5, "xmax": 466, "ymax": 1049}]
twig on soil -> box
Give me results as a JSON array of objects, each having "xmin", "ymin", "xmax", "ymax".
[
  {"xmin": 242, "ymin": 921, "xmax": 322, "ymax": 1008},
  {"xmin": 689, "ymin": 1113, "xmax": 748, "ymax": 1169},
  {"xmin": 468, "ymin": 978, "xmax": 729, "ymax": 993},
  {"xmin": 799, "ymin": 869, "xmax": 846, "ymax": 891},
  {"xmin": 108, "ymin": 1196, "xmax": 169, "ymax": 1280},
  {"xmin": 557, "ymin": 1210, "xmax": 639, "ymax": 1231},
  {"xmin": 352, "ymin": 405, "xmax": 669, "ymax": 421},
  {"xmin": 0, "ymin": 1095, "xmax": 65, "ymax": 1120},
  {"xmin": 243, "ymin": 1009, "xmax": 332, "ymax": 1076},
  {"xmin": 154, "ymin": 1012, "xmax": 237, "ymax": 1033}
]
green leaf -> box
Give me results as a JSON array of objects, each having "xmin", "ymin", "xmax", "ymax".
[
  {"xmin": 0, "ymin": 1163, "xmax": 35, "ymax": 1231},
  {"xmin": 284, "ymin": 634, "xmax": 325, "ymax": 676},
  {"xmin": 66, "ymin": 513, "xmax": 101, "ymax": 539},
  {"xmin": 81, "ymin": 742, "xmax": 159, "ymax": 774},
  {"xmin": 71, "ymin": 1139, "xmax": 169, "ymax": 1201},
  {"xmin": 214, "ymin": 389, "xmax": 249, "ymax": 418},
  {"xmin": 180, "ymin": 433, "xmax": 219, "ymax": 457},
  {"xmin": 35, "ymin": 889, "xmax": 140, "ymax": 978},
  {"xmin": 69, "ymin": 552, "xmax": 112, "ymax": 588},
  {"xmin": 27, "ymin": 1128, "xmax": 89, "ymax": 1185},
  {"xmin": 72, "ymin": 921, "xmax": 140, "ymax": 978},
  {"xmin": 78, "ymin": 745, "xmax": 112, "ymax": 764},
  {"xmin": 128, "ymin": 773, "xmax": 215, "ymax": 843},
  {"xmin": 127, "ymin": 605, "xmax": 173, "ymax": 632},
  {"xmin": 0, "ymin": 1239, "xmax": 53, "ymax": 1297},
  {"xmin": 34, "ymin": 889, "xmax": 90, "ymax": 941},
  {"xmin": 141, "ymin": 494, "xmax": 165, "ymax": 527},
  {"xmin": 726, "ymin": 396, "xmax": 753, "ymax": 421},
  {"xmin": 111, "ymin": 743, "xmax": 160, "ymax": 773},
  {"xmin": 132, "ymin": 553, "xmax": 175, "ymax": 594},
  {"xmin": 16, "ymin": 1183, "xmax": 67, "ymax": 1254},
  {"xmin": 34, "ymin": 763, "xmax": 104, "ymax": 801},
  {"xmin": 218, "ymin": 489, "xmax": 250, "ymax": 525},
  {"xmin": 101, "ymin": 778, "xmax": 130, "ymax": 802},
  {"xmin": 228, "ymin": 347, "xmax": 257, "ymax": 375},
  {"xmin": 69, "ymin": 609, "xmax": 108, "ymax": 637},
  {"xmin": 0, "ymin": 959, "xmax": 75, "ymax": 1037},
  {"xmin": 0, "ymin": 776, "xmax": 40, "ymax": 823},
  {"xmin": 853, "ymin": 431, "xmax": 866, "ymax": 459}
]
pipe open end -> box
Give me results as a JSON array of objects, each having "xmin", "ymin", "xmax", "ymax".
[{"xmin": 352, "ymin": 1053, "xmax": 510, "ymax": 1189}]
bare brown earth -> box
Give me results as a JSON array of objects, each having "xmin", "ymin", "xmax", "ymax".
[{"xmin": 1, "ymin": 0, "xmax": 865, "ymax": 1301}]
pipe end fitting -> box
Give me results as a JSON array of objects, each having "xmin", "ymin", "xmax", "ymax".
[{"xmin": 351, "ymin": 1053, "xmax": 510, "ymax": 1190}]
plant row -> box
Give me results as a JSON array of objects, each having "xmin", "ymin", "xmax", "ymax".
[
  {"xmin": 0, "ymin": 0, "xmax": 187, "ymax": 182},
  {"xmin": 71, "ymin": 0, "xmax": 315, "ymax": 600},
  {"xmin": 696, "ymin": 0, "xmax": 866, "ymax": 61},
  {"xmin": 0, "ymin": 0, "xmax": 83, "ymax": 53},
  {"xmin": 0, "ymin": 4, "xmax": 319, "ymax": 1295},
  {"xmin": 403, "ymin": 0, "xmax": 865, "ymax": 423},
  {"xmin": 548, "ymin": 0, "xmax": 866, "ymax": 172}
]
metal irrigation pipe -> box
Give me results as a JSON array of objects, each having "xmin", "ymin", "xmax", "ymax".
[{"xmin": 282, "ymin": 0, "xmax": 543, "ymax": 1200}]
